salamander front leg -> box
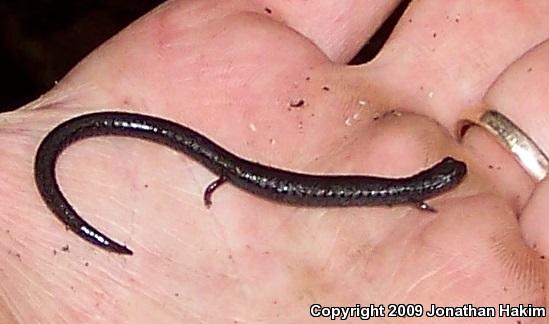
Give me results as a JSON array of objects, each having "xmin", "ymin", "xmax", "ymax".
[{"xmin": 203, "ymin": 175, "xmax": 228, "ymax": 208}]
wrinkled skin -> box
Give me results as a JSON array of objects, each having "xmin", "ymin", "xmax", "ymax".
[{"xmin": 0, "ymin": 0, "xmax": 548, "ymax": 323}]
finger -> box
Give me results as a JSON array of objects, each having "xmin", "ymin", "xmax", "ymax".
[
  {"xmin": 494, "ymin": 41, "xmax": 549, "ymax": 268},
  {"xmin": 453, "ymin": 39, "xmax": 549, "ymax": 271},
  {"xmin": 482, "ymin": 40, "xmax": 549, "ymax": 162},
  {"xmin": 254, "ymin": 0, "xmax": 402, "ymax": 62},
  {"xmin": 26, "ymin": 0, "xmax": 401, "ymax": 111},
  {"xmin": 362, "ymin": 0, "xmax": 549, "ymax": 127},
  {"xmin": 461, "ymin": 40, "xmax": 549, "ymax": 211}
]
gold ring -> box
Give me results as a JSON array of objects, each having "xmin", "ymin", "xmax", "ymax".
[{"xmin": 458, "ymin": 110, "xmax": 548, "ymax": 181}]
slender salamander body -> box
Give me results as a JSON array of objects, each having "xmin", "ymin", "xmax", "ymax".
[{"xmin": 34, "ymin": 111, "xmax": 467, "ymax": 255}]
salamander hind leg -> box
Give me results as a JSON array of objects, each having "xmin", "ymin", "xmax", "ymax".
[{"xmin": 203, "ymin": 175, "xmax": 228, "ymax": 208}]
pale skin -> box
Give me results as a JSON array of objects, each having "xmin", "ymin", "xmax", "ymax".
[{"xmin": 0, "ymin": 0, "xmax": 548, "ymax": 322}]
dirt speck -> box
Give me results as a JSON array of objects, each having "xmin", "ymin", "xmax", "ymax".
[{"xmin": 289, "ymin": 99, "xmax": 305, "ymax": 108}]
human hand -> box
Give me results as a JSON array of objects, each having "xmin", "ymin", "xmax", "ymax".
[{"xmin": 1, "ymin": 1, "xmax": 548, "ymax": 322}]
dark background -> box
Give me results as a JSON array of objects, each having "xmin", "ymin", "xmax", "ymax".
[{"xmin": 0, "ymin": 0, "xmax": 409, "ymax": 112}]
